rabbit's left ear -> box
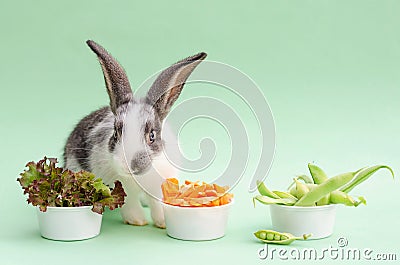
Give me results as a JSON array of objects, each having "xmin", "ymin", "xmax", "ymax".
[{"xmin": 146, "ymin": 52, "xmax": 207, "ymax": 120}]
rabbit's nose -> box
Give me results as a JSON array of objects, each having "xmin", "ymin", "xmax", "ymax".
[{"xmin": 131, "ymin": 151, "xmax": 151, "ymax": 175}]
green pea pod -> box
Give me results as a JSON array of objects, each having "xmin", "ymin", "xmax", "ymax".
[
  {"xmin": 308, "ymin": 163, "xmax": 328, "ymax": 184},
  {"xmin": 294, "ymin": 178, "xmax": 310, "ymax": 199},
  {"xmin": 257, "ymin": 180, "xmax": 280, "ymax": 199},
  {"xmin": 305, "ymin": 183, "xmax": 318, "ymax": 190},
  {"xmin": 340, "ymin": 165, "xmax": 394, "ymax": 193},
  {"xmin": 295, "ymin": 172, "xmax": 356, "ymax": 206},
  {"xmin": 254, "ymin": 229, "xmax": 311, "ymax": 245},
  {"xmin": 272, "ymin": 190, "xmax": 298, "ymax": 201},
  {"xmin": 287, "ymin": 174, "xmax": 314, "ymax": 190},
  {"xmin": 330, "ymin": 190, "xmax": 367, "ymax": 207},
  {"xmin": 316, "ymin": 193, "xmax": 330, "ymax": 206},
  {"xmin": 329, "ymin": 190, "xmax": 356, "ymax": 206},
  {"xmin": 296, "ymin": 174, "xmax": 314, "ymax": 184},
  {"xmin": 253, "ymin": 195, "xmax": 297, "ymax": 206},
  {"xmin": 289, "ymin": 186, "xmax": 298, "ymax": 198}
]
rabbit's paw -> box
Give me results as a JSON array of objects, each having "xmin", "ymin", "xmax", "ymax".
[
  {"xmin": 152, "ymin": 216, "xmax": 166, "ymax": 229},
  {"xmin": 151, "ymin": 206, "xmax": 165, "ymax": 228},
  {"xmin": 148, "ymin": 197, "xmax": 165, "ymax": 228},
  {"xmin": 123, "ymin": 216, "xmax": 148, "ymax": 226},
  {"xmin": 121, "ymin": 208, "xmax": 148, "ymax": 226}
]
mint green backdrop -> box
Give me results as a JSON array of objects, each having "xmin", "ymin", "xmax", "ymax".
[{"xmin": 1, "ymin": 1, "xmax": 399, "ymax": 264}]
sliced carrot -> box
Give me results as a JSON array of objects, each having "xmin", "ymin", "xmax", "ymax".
[
  {"xmin": 205, "ymin": 190, "xmax": 218, "ymax": 197},
  {"xmin": 220, "ymin": 194, "xmax": 233, "ymax": 205},
  {"xmin": 213, "ymin": 183, "xmax": 225, "ymax": 194},
  {"xmin": 161, "ymin": 179, "xmax": 233, "ymax": 207},
  {"xmin": 211, "ymin": 198, "xmax": 220, "ymax": 206},
  {"xmin": 167, "ymin": 178, "xmax": 179, "ymax": 185}
]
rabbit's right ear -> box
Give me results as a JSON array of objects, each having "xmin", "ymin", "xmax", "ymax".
[
  {"xmin": 86, "ymin": 40, "xmax": 133, "ymax": 115},
  {"xmin": 146, "ymin": 52, "xmax": 207, "ymax": 120}
]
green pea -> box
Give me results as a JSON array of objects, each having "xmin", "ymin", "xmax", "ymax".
[
  {"xmin": 254, "ymin": 230, "xmax": 311, "ymax": 245},
  {"xmin": 258, "ymin": 231, "xmax": 267, "ymax": 240},
  {"xmin": 266, "ymin": 233, "xmax": 274, "ymax": 240}
]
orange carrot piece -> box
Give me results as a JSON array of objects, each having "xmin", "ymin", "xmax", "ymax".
[
  {"xmin": 167, "ymin": 178, "xmax": 179, "ymax": 185},
  {"xmin": 161, "ymin": 178, "xmax": 233, "ymax": 207},
  {"xmin": 205, "ymin": 190, "xmax": 218, "ymax": 197},
  {"xmin": 213, "ymin": 183, "xmax": 226, "ymax": 194}
]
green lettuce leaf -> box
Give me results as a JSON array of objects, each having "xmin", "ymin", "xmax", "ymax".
[{"xmin": 17, "ymin": 157, "xmax": 126, "ymax": 213}]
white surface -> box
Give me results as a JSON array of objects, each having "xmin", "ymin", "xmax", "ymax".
[
  {"xmin": 36, "ymin": 206, "xmax": 103, "ymax": 241},
  {"xmin": 163, "ymin": 201, "xmax": 233, "ymax": 241},
  {"xmin": 269, "ymin": 204, "xmax": 336, "ymax": 239}
]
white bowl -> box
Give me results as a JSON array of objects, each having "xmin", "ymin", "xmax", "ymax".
[
  {"xmin": 269, "ymin": 204, "xmax": 336, "ymax": 239},
  {"xmin": 163, "ymin": 201, "xmax": 233, "ymax": 241},
  {"xmin": 36, "ymin": 206, "xmax": 103, "ymax": 241}
]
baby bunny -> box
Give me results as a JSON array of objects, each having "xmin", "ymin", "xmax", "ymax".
[{"xmin": 64, "ymin": 40, "xmax": 206, "ymax": 228}]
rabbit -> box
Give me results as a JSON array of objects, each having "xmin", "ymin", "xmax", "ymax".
[{"xmin": 63, "ymin": 40, "xmax": 207, "ymax": 228}]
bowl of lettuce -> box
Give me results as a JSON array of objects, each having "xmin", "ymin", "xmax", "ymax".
[{"xmin": 17, "ymin": 157, "xmax": 126, "ymax": 241}]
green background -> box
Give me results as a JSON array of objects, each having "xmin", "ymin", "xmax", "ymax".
[{"xmin": 1, "ymin": 0, "xmax": 399, "ymax": 264}]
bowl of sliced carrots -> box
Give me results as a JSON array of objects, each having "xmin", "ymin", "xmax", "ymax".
[{"xmin": 161, "ymin": 178, "xmax": 234, "ymax": 241}]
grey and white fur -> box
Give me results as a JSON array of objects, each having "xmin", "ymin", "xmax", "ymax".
[{"xmin": 64, "ymin": 40, "xmax": 206, "ymax": 228}]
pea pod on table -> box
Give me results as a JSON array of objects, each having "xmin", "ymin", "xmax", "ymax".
[{"xmin": 254, "ymin": 229, "xmax": 311, "ymax": 245}]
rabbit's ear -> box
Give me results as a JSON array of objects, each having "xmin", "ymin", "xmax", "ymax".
[
  {"xmin": 146, "ymin": 52, "xmax": 207, "ymax": 120},
  {"xmin": 86, "ymin": 40, "xmax": 133, "ymax": 115}
]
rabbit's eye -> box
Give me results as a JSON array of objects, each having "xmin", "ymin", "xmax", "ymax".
[{"xmin": 147, "ymin": 130, "xmax": 156, "ymax": 144}]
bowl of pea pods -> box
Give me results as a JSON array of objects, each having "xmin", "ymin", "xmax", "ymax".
[{"xmin": 254, "ymin": 164, "xmax": 394, "ymax": 239}]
